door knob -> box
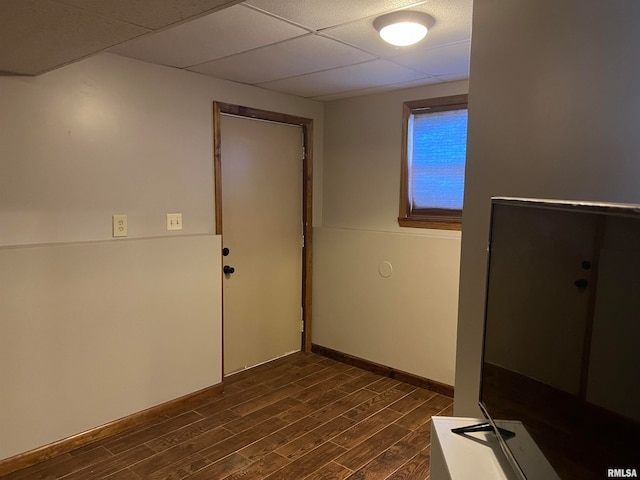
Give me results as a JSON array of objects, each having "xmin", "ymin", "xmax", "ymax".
[
  {"xmin": 574, "ymin": 279, "xmax": 588, "ymax": 289},
  {"xmin": 223, "ymin": 265, "xmax": 235, "ymax": 275}
]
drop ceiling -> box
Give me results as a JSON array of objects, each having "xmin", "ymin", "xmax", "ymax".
[{"xmin": 0, "ymin": 0, "xmax": 472, "ymax": 101}]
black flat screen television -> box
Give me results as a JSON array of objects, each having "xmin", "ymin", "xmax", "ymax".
[{"xmin": 472, "ymin": 197, "xmax": 640, "ymax": 480}]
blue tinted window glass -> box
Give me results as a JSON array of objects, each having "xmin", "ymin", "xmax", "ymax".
[{"xmin": 411, "ymin": 109, "xmax": 467, "ymax": 210}]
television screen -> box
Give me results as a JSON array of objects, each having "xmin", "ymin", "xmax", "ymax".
[{"xmin": 479, "ymin": 197, "xmax": 640, "ymax": 480}]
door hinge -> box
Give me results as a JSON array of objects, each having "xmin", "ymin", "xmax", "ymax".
[
  {"xmin": 302, "ymin": 234, "xmax": 305, "ymax": 248},
  {"xmin": 302, "ymin": 146, "xmax": 306, "ymax": 160},
  {"xmin": 301, "ymin": 308, "xmax": 304, "ymax": 332}
]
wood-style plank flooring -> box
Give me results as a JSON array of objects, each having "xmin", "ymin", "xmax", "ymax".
[{"xmin": 1, "ymin": 352, "xmax": 453, "ymax": 480}]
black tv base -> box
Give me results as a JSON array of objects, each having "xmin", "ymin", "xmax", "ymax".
[{"xmin": 451, "ymin": 422, "xmax": 516, "ymax": 439}]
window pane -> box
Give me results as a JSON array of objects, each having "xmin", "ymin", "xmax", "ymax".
[{"xmin": 410, "ymin": 109, "xmax": 467, "ymax": 210}]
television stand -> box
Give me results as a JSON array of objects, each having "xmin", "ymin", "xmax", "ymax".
[
  {"xmin": 451, "ymin": 421, "xmax": 516, "ymax": 439},
  {"xmin": 431, "ymin": 417, "xmax": 560, "ymax": 480}
]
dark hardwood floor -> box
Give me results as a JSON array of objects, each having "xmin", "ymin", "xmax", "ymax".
[{"xmin": 1, "ymin": 352, "xmax": 453, "ymax": 480}]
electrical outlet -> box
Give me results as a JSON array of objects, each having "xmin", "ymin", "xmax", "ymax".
[
  {"xmin": 167, "ymin": 213, "xmax": 182, "ymax": 231},
  {"xmin": 112, "ymin": 215, "xmax": 127, "ymax": 237}
]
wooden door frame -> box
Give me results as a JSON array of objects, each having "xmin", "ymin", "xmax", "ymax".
[{"xmin": 213, "ymin": 101, "xmax": 314, "ymax": 372}]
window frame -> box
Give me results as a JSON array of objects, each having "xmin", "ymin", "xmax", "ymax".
[{"xmin": 398, "ymin": 94, "xmax": 469, "ymax": 230}]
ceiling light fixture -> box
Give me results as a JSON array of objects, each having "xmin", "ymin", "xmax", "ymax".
[{"xmin": 373, "ymin": 11, "xmax": 435, "ymax": 47}]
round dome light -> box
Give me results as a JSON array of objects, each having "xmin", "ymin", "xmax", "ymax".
[
  {"xmin": 373, "ymin": 11, "xmax": 435, "ymax": 47},
  {"xmin": 379, "ymin": 22, "xmax": 427, "ymax": 46}
]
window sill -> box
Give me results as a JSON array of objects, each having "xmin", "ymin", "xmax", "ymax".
[{"xmin": 398, "ymin": 216, "xmax": 462, "ymax": 231}]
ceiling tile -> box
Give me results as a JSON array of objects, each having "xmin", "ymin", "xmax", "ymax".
[
  {"xmin": 55, "ymin": 0, "xmax": 242, "ymax": 30},
  {"xmin": 109, "ymin": 4, "xmax": 308, "ymax": 68},
  {"xmin": 389, "ymin": 41, "xmax": 471, "ymax": 76},
  {"xmin": 0, "ymin": 0, "xmax": 149, "ymax": 75},
  {"xmin": 322, "ymin": 0, "xmax": 472, "ymax": 58},
  {"xmin": 258, "ymin": 59, "xmax": 428, "ymax": 98},
  {"xmin": 190, "ymin": 34, "xmax": 375, "ymax": 84},
  {"xmin": 245, "ymin": 0, "xmax": 421, "ymax": 30}
]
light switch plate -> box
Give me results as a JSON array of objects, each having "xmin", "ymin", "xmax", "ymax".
[
  {"xmin": 112, "ymin": 215, "xmax": 127, "ymax": 237},
  {"xmin": 167, "ymin": 213, "xmax": 182, "ymax": 230}
]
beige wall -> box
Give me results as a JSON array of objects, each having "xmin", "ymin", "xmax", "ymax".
[
  {"xmin": 313, "ymin": 81, "xmax": 468, "ymax": 386},
  {"xmin": 0, "ymin": 236, "xmax": 221, "ymax": 459},
  {"xmin": 0, "ymin": 53, "xmax": 322, "ymax": 460},
  {"xmin": 0, "ymin": 53, "xmax": 323, "ymax": 246},
  {"xmin": 455, "ymin": 0, "xmax": 640, "ymax": 415}
]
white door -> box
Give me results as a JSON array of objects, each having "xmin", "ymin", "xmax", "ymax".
[{"xmin": 220, "ymin": 114, "xmax": 303, "ymax": 375}]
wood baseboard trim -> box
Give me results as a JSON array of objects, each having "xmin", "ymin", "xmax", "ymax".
[
  {"xmin": 311, "ymin": 344, "xmax": 454, "ymax": 398},
  {"xmin": 0, "ymin": 383, "xmax": 223, "ymax": 477}
]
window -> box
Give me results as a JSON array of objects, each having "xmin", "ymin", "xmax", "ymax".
[{"xmin": 399, "ymin": 94, "xmax": 468, "ymax": 230}]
